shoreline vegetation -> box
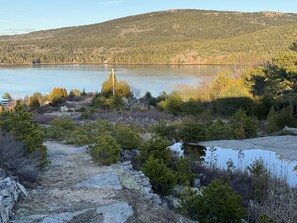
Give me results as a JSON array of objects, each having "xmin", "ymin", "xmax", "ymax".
[{"xmin": 0, "ymin": 62, "xmax": 251, "ymax": 66}]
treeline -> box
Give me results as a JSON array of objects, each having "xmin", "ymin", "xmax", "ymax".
[{"xmin": 1, "ymin": 10, "xmax": 297, "ymax": 65}]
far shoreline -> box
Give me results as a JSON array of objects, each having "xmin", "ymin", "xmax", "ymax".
[{"xmin": 0, "ymin": 62, "xmax": 251, "ymax": 67}]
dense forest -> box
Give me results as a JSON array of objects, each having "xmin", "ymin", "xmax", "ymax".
[{"xmin": 1, "ymin": 9, "xmax": 297, "ymax": 65}]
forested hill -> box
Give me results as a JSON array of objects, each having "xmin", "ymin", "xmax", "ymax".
[{"xmin": 1, "ymin": 9, "xmax": 297, "ymax": 65}]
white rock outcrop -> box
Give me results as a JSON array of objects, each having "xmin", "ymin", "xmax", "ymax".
[{"xmin": 0, "ymin": 169, "xmax": 27, "ymax": 223}]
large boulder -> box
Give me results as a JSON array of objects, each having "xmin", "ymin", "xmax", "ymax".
[{"xmin": 0, "ymin": 169, "xmax": 27, "ymax": 223}]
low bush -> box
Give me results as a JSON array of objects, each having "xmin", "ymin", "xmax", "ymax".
[
  {"xmin": 0, "ymin": 107, "xmax": 47, "ymax": 167},
  {"xmin": 174, "ymin": 158, "xmax": 195, "ymax": 187},
  {"xmin": 112, "ymin": 123, "xmax": 140, "ymax": 149},
  {"xmin": 139, "ymin": 137, "xmax": 171, "ymax": 164},
  {"xmin": 267, "ymin": 106, "xmax": 297, "ymax": 133},
  {"xmin": 205, "ymin": 120, "xmax": 233, "ymax": 140},
  {"xmin": 46, "ymin": 118, "xmax": 77, "ymax": 141},
  {"xmin": 179, "ymin": 180, "xmax": 246, "ymax": 222},
  {"xmin": 142, "ymin": 155, "xmax": 177, "ymax": 196},
  {"xmin": 230, "ymin": 109, "xmax": 258, "ymax": 139},
  {"xmin": 69, "ymin": 89, "xmax": 81, "ymax": 97},
  {"xmin": 89, "ymin": 133, "xmax": 121, "ymax": 165},
  {"xmin": 177, "ymin": 118, "xmax": 206, "ymax": 143},
  {"xmin": 0, "ymin": 131, "xmax": 40, "ymax": 183},
  {"xmin": 152, "ymin": 120, "xmax": 177, "ymax": 142}
]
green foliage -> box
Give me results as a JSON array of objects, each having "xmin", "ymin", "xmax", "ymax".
[
  {"xmin": 66, "ymin": 120, "xmax": 111, "ymax": 145},
  {"xmin": 69, "ymin": 89, "xmax": 81, "ymax": 97},
  {"xmin": 179, "ymin": 180, "xmax": 246, "ymax": 223},
  {"xmin": 48, "ymin": 87, "xmax": 68, "ymax": 101},
  {"xmin": 174, "ymin": 158, "xmax": 195, "ymax": 186},
  {"xmin": 180, "ymin": 99, "xmax": 204, "ymax": 116},
  {"xmin": 46, "ymin": 118, "xmax": 77, "ymax": 141},
  {"xmin": 2, "ymin": 92, "xmax": 12, "ymax": 100},
  {"xmin": 101, "ymin": 73, "xmax": 131, "ymax": 98},
  {"xmin": 27, "ymin": 92, "xmax": 48, "ymax": 109},
  {"xmin": 157, "ymin": 93, "xmax": 183, "ymax": 115},
  {"xmin": 205, "ymin": 120, "xmax": 233, "ymax": 140},
  {"xmin": 0, "ymin": 106, "xmax": 47, "ymax": 166},
  {"xmin": 230, "ymin": 109, "xmax": 258, "ymax": 139},
  {"xmin": 256, "ymin": 215, "xmax": 276, "ymax": 223},
  {"xmin": 89, "ymin": 133, "xmax": 121, "ymax": 165},
  {"xmin": 139, "ymin": 137, "xmax": 171, "ymax": 164},
  {"xmin": 152, "ymin": 120, "xmax": 177, "ymax": 142},
  {"xmin": 92, "ymin": 94, "xmax": 124, "ymax": 111},
  {"xmin": 247, "ymin": 52, "xmax": 297, "ymax": 118},
  {"xmin": 267, "ymin": 106, "xmax": 297, "ymax": 133},
  {"xmin": 142, "ymin": 155, "xmax": 177, "ymax": 196},
  {"xmin": 178, "ymin": 118, "xmax": 206, "ymax": 143},
  {"xmin": 247, "ymin": 159, "xmax": 269, "ymax": 203},
  {"xmin": 112, "ymin": 122, "xmax": 140, "ymax": 149}
]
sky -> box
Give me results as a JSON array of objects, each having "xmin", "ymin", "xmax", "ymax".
[{"xmin": 1, "ymin": 0, "xmax": 297, "ymax": 35}]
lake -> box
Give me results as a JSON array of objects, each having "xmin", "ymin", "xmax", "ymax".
[{"xmin": 0, "ymin": 64, "xmax": 233, "ymax": 98}]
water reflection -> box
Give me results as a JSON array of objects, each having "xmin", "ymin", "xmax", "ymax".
[{"xmin": 204, "ymin": 147, "xmax": 297, "ymax": 186}]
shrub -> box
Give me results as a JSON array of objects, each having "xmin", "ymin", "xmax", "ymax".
[
  {"xmin": 179, "ymin": 180, "xmax": 246, "ymax": 223},
  {"xmin": 139, "ymin": 137, "xmax": 171, "ymax": 164},
  {"xmin": 180, "ymin": 99, "xmax": 204, "ymax": 116},
  {"xmin": 101, "ymin": 73, "xmax": 131, "ymax": 98},
  {"xmin": 89, "ymin": 133, "xmax": 121, "ymax": 165},
  {"xmin": 0, "ymin": 132, "xmax": 40, "ymax": 183},
  {"xmin": 152, "ymin": 120, "xmax": 177, "ymax": 142},
  {"xmin": 247, "ymin": 159, "xmax": 269, "ymax": 204},
  {"xmin": 92, "ymin": 94, "xmax": 123, "ymax": 111},
  {"xmin": 205, "ymin": 120, "xmax": 233, "ymax": 140},
  {"xmin": 66, "ymin": 120, "xmax": 111, "ymax": 145},
  {"xmin": 46, "ymin": 118, "xmax": 76, "ymax": 141},
  {"xmin": 112, "ymin": 123, "xmax": 140, "ymax": 149},
  {"xmin": 157, "ymin": 92, "xmax": 183, "ymax": 115},
  {"xmin": 174, "ymin": 158, "xmax": 196, "ymax": 187},
  {"xmin": 230, "ymin": 109, "xmax": 258, "ymax": 139},
  {"xmin": 178, "ymin": 118, "xmax": 206, "ymax": 143},
  {"xmin": 48, "ymin": 87, "xmax": 68, "ymax": 101},
  {"xmin": 142, "ymin": 155, "xmax": 177, "ymax": 196},
  {"xmin": 267, "ymin": 106, "xmax": 297, "ymax": 133},
  {"xmin": 69, "ymin": 89, "xmax": 81, "ymax": 97},
  {"xmin": 0, "ymin": 106, "xmax": 47, "ymax": 167},
  {"xmin": 2, "ymin": 92, "xmax": 12, "ymax": 100},
  {"xmin": 27, "ymin": 92, "xmax": 48, "ymax": 109}
]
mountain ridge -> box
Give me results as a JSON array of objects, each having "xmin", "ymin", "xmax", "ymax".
[{"xmin": 1, "ymin": 9, "xmax": 297, "ymax": 65}]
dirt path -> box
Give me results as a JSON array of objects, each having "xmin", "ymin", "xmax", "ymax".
[
  {"xmin": 200, "ymin": 135, "xmax": 297, "ymax": 160},
  {"xmin": 11, "ymin": 142, "xmax": 192, "ymax": 223}
]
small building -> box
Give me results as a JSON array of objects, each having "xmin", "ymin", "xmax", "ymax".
[{"xmin": 0, "ymin": 98, "xmax": 10, "ymax": 106}]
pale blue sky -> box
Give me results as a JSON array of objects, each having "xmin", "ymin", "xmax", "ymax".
[{"xmin": 1, "ymin": 0, "xmax": 297, "ymax": 35}]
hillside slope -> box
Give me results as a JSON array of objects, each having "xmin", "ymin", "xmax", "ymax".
[{"xmin": 1, "ymin": 9, "xmax": 297, "ymax": 65}]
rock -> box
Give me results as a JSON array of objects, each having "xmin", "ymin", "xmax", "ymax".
[
  {"xmin": 162, "ymin": 195, "xmax": 181, "ymax": 210},
  {"xmin": 281, "ymin": 126, "xmax": 297, "ymax": 135},
  {"xmin": 150, "ymin": 194, "xmax": 162, "ymax": 205},
  {"xmin": 96, "ymin": 202, "xmax": 133, "ymax": 223},
  {"xmin": 0, "ymin": 171, "xmax": 26, "ymax": 223},
  {"xmin": 75, "ymin": 172, "xmax": 122, "ymax": 190},
  {"xmin": 0, "ymin": 169, "xmax": 7, "ymax": 180},
  {"xmin": 193, "ymin": 178, "xmax": 201, "ymax": 188},
  {"xmin": 16, "ymin": 183, "xmax": 28, "ymax": 197}
]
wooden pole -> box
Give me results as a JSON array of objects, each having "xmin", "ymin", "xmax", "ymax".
[{"xmin": 112, "ymin": 69, "xmax": 115, "ymax": 96}]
